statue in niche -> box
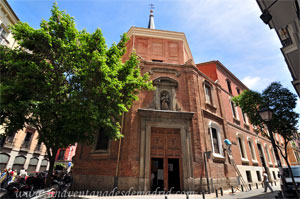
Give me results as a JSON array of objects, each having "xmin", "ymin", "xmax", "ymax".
[{"xmin": 160, "ymin": 91, "xmax": 170, "ymax": 110}]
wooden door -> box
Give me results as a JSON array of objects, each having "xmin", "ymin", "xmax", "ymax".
[{"xmin": 151, "ymin": 127, "xmax": 182, "ymax": 191}]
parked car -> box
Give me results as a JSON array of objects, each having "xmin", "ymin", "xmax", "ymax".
[{"xmin": 281, "ymin": 166, "xmax": 300, "ymax": 198}]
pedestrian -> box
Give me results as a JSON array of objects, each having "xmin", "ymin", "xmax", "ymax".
[
  {"xmin": 7, "ymin": 170, "xmax": 14, "ymax": 184},
  {"xmin": 263, "ymin": 171, "xmax": 273, "ymax": 192},
  {"xmin": 20, "ymin": 168, "xmax": 27, "ymax": 177},
  {"xmin": 0, "ymin": 169, "xmax": 8, "ymax": 186}
]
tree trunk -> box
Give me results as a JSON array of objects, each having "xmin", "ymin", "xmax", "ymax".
[{"xmin": 45, "ymin": 147, "xmax": 58, "ymax": 188}]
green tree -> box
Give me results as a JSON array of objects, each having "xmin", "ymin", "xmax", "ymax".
[
  {"xmin": 233, "ymin": 82, "xmax": 299, "ymax": 198},
  {"xmin": 0, "ymin": 3, "xmax": 153, "ymax": 187}
]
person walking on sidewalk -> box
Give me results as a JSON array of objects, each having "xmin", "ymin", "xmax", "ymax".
[{"xmin": 263, "ymin": 171, "xmax": 273, "ymax": 192}]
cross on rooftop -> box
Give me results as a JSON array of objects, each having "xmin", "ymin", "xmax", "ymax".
[{"xmin": 149, "ymin": 3, "xmax": 155, "ymax": 10}]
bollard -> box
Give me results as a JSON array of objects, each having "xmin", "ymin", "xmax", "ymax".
[
  {"xmin": 241, "ymin": 185, "xmax": 244, "ymax": 192},
  {"xmin": 231, "ymin": 186, "xmax": 234, "ymax": 193},
  {"xmin": 220, "ymin": 188, "xmax": 223, "ymax": 196},
  {"xmin": 256, "ymin": 183, "xmax": 258, "ymax": 189},
  {"xmin": 202, "ymin": 191, "xmax": 205, "ymax": 199},
  {"xmin": 249, "ymin": 184, "xmax": 252, "ymax": 190},
  {"xmin": 186, "ymin": 192, "xmax": 189, "ymax": 199},
  {"xmin": 215, "ymin": 189, "xmax": 218, "ymax": 198}
]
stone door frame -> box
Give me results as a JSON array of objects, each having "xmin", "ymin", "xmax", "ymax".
[{"xmin": 138, "ymin": 109, "xmax": 194, "ymax": 191}]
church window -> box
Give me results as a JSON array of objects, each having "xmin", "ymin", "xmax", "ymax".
[
  {"xmin": 95, "ymin": 127, "xmax": 109, "ymax": 151},
  {"xmin": 209, "ymin": 122, "xmax": 223, "ymax": 156},
  {"xmin": 204, "ymin": 84, "xmax": 213, "ymax": 105},
  {"xmin": 230, "ymin": 100, "xmax": 238, "ymax": 119},
  {"xmin": 242, "ymin": 111, "xmax": 248, "ymax": 124},
  {"xmin": 236, "ymin": 87, "xmax": 240, "ymax": 95},
  {"xmin": 248, "ymin": 140, "xmax": 256, "ymax": 161},
  {"xmin": 211, "ymin": 128, "xmax": 220, "ymax": 154},
  {"xmin": 237, "ymin": 135, "xmax": 247, "ymax": 159},
  {"xmin": 226, "ymin": 79, "xmax": 232, "ymax": 94}
]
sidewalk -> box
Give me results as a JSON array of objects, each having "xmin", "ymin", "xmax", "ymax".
[
  {"xmin": 71, "ymin": 184, "xmax": 281, "ymax": 199},
  {"xmin": 206, "ymin": 183, "xmax": 280, "ymax": 199}
]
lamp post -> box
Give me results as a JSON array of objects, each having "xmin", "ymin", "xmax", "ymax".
[{"xmin": 258, "ymin": 107, "xmax": 286, "ymax": 187}]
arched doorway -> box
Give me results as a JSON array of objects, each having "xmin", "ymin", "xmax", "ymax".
[{"xmin": 0, "ymin": 153, "xmax": 10, "ymax": 171}]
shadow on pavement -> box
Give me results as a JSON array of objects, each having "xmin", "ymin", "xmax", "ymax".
[{"xmin": 244, "ymin": 191, "xmax": 279, "ymax": 199}]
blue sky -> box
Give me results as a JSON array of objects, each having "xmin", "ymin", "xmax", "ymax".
[{"xmin": 8, "ymin": 0, "xmax": 300, "ymax": 127}]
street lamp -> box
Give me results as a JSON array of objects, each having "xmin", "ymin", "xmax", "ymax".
[
  {"xmin": 258, "ymin": 107, "xmax": 286, "ymax": 187},
  {"xmin": 258, "ymin": 107, "xmax": 272, "ymax": 122},
  {"xmin": 259, "ymin": 0, "xmax": 278, "ymax": 25}
]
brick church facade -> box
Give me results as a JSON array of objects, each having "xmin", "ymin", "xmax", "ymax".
[{"xmin": 73, "ymin": 21, "xmax": 284, "ymax": 192}]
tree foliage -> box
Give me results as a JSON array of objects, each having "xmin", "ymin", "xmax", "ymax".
[
  {"xmin": 233, "ymin": 82, "xmax": 299, "ymax": 139},
  {"xmin": 0, "ymin": 3, "xmax": 153, "ymax": 186}
]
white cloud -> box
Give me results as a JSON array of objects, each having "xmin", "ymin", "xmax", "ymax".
[
  {"xmin": 241, "ymin": 76, "xmax": 272, "ymax": 91},
  {"xmin": 175, "ymin": 0, "xmax": 272, "ymax": 48}
]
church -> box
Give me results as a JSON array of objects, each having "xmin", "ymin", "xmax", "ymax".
[{"xmin": 72, "ymin": 9, "xmax": 282, "ymax": 192}]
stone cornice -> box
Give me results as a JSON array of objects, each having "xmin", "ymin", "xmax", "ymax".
[
  {"xmin": 202, "ymin": 109, "xmax": 224, "ymax": 123},
  {"xmin": 141, "ymin": 60, "xmax": 218, "ymax": 87},
  {"xmin": 138, "ymin": 108, "xmax": 194, "ymax": 120}
]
